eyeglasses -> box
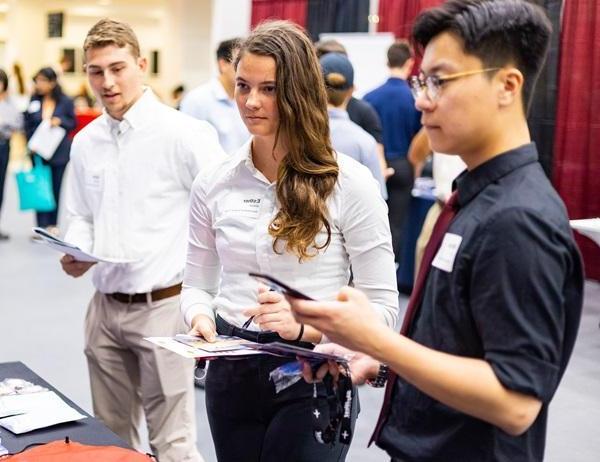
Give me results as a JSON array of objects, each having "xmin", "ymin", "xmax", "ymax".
[{"xmin": 410, "ymin": 67, "xmax": 500, "ymax": 102}]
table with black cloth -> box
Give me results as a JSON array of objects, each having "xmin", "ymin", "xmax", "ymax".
[
  {"xmin": 0, "ymin": 361, "xmax": 128, "ymax": 454},
  {"xmin": 396, "ymin": 194, "xmax": 436, "ymax": 294}
]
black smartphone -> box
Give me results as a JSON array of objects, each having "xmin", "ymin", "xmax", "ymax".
[{"xmin": 248, "ymin": 272, "xmax": 315, "ymax": 301}]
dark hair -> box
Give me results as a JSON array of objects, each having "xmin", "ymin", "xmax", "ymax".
[
  {"xmin": 235, "ymin": 20, "xmax": 338, "ymax": 261},
  {"xmin": 217, "ymin": 38, "xmax": 241, "ymax": 63},
  {"xmin": 411, "ymin": 0, "xmax": 552, "ymax": 112},
  {"xmin": 33, "ymin": 67, "xmax": 63, "ymax": 102},
  {"xmin": 0, "ymin": 68, "xmax": 8, "ymax": 93},
  {"xmin": 387, "ymin": 40, "xmax": 413, "ymax": 68},
  {"xmin": 315, "ymin": 39, "xmax": 347, "ymax": 58}
]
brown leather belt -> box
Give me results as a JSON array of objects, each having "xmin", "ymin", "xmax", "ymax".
[{"xmin": 108, "ymin": 283, "xmax": 182, "ymax": 304}]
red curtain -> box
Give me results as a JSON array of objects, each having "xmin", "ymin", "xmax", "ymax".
[
  {"xmin": 251, "ymin": 0, "xmax": 308, "ymax": 28},
  {"xmin": 553, "ymin": 0, "xmax": 600, "ymax": 280},
  {"xmin": 378, "ymin": 0, "xmax": 443, "ymax": 39}
]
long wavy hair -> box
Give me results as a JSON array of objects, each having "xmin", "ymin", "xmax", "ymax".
[{"xmin": 235, "ymin": 20, "xmax": 339, "ymax": 261}]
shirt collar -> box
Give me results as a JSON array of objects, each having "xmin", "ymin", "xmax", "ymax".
[
  {"xmin": 328, "ymin": 108, "xmax": 350, "ymax": 120},
  {"xmin": 105, "ymin": 87, "xmax": 155, "ymax": 135},
  {"xmin": 455, "ymin": 143, "xmax": 538, "ymax": 207},
  {"xmin": 230, "ymin": 138, "xmax": 273, "ymax": 185},
  {"xmin": 211, "ymin": 78, "xmax": 232, "ymax": 103}
]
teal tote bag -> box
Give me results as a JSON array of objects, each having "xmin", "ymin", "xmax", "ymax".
[{"xmin": 15, "ymin": 156, "xmax": 56, "ymax": 212}]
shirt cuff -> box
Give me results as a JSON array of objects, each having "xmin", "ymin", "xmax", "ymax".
[{"xmin": 183, "ymin": 303, "xmax": 216, "ymax": 329}]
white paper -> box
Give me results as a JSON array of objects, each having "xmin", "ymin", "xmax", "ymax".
[
  {"xmin": 0, "ymin": 398, "xmax": 25, "ymax": 418},
  {"xmin": 32, "ymin": 227, "xmax": 137, "ymax": 264},
  {"xmin": 570, "ymin": 218, "xmax": 600, "ymax": 247},
  {"xmin": 145, "ymin": 337, "xmax": 264, "ymax": 359},
  {"xmin": 432, "ymin": 233, "xmax": 463, "ymax": 272},
  {"xmin": 0, "ymin": 391, "xmax": 86, "ymax": 434},
  {"xmin": 27, "ymin": 120, "xmax": 66, "ymax": 160}
]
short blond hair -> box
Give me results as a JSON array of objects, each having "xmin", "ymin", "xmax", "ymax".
[{"xmin": 83, "ymin": 18, "xmax": 140, "ymax": 59}]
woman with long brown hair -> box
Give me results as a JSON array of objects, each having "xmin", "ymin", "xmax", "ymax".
[{"xmin": 181, "ymin": 20, "xmax": 398, "ymax": 461}]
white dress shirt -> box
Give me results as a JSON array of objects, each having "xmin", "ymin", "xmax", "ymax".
[
  {"xmin": 181, "ymin": 140, "xmax": 399, "ymax": 332},
  {"xmin": 180, "ymin": 78, "xmax": 249, "ymax": 155},
  {"xmin": 432, "ymin": 152, "xmax": 466, "ymax": 202},
  {"xmin": 64, "ymin": 89, "xmax": 226, "ymax": 294}
]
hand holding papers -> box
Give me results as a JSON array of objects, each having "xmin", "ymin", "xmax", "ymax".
[
  {"xmin": 27, "ymin": 119, "xmax": 66, "ymax": 160},
  {"xmin": 570, "ymin": 218, "xmax": 600, "ymax": 247},
  {"xmin": 33, "ymin": 227, "xmax": 137, "ymax": 263},
  {"xmin": 145, "ymin": 335, "xmax": 263, "ymax": 359}
]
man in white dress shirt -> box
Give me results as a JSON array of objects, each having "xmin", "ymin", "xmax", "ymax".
[
  {"xmin": 60, "ymin": 19, "xmax": 224, "ymax": 462},
  {"xmin": 180, "ymin": 38, "xmax": 249, "ymax": 154}
]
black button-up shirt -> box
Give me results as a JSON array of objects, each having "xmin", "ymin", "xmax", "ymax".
[{"xmin": 379, "ymin": 143, "xmax": 584, "ymax": 461}]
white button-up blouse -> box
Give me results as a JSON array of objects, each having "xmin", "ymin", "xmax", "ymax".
[{"xmin": 181, "ymin": 140, "xmax": 399, "ymax": 334}]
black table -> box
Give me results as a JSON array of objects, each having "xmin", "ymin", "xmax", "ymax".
[{"xmin": 0, "ymin": 361, "xmax": 129, "ymax": 454}]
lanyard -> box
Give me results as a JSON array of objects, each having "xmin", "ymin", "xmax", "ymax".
[{"xmin": 311, "ymin": 363, "xmax": 353, "ymax": 445}]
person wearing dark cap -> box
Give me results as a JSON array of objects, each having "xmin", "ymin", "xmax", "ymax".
[
  {"xmin": 315, "ymin": 40, "xmax": 392, "ymax": 179},
  {"xmin": 291, "ymin": 1, "xmax": 583, "ymax": 461},
  {"xmin": 321, "ymin": 52, "xmax": 387, "ymax": 199}
]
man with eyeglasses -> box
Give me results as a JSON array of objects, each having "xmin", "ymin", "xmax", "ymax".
[{"xmin": 290, "ymin": 1, "xmax": 584, "ymax": 461}]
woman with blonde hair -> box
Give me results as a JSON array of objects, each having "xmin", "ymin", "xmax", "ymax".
[{"xmin": 181, "ymin": 20, "xmax": 398, "ymax": 461}]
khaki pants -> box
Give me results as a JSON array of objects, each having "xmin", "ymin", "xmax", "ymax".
[
  {"xmin": 415, "ymin": 202, "xmax": 443, "ymax": 278},
  {"xmin": 84, "ymin": 291, "xmax": 204, "ymax": 462}
]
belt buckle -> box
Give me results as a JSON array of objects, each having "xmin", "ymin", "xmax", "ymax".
[{"xmin": 127, "ymin": 293, "xmax": 134, "ymax": 304}]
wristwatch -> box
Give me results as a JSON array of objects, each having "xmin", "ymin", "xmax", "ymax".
[{"xmin": 366, "ymin": 363, "xmax": 389, "ymax": 388}]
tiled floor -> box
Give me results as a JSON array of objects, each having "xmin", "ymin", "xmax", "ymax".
[{"xmin": 1, "ymin": 170, "xmax": 598, "ymax": 461}]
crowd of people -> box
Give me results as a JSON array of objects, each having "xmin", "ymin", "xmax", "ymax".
[{"xmin": 3, "ymin": 1, "xmax": 586, "ymax": 461}]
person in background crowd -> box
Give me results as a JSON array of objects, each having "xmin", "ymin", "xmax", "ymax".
[
  {"xmin": 181, "ymin": 38, "xmax": 249, "ymax": 154},
  {"xmin": 181, "ymin": 20, "xmax": 398, "ymax": 462},
  {"xmin": 73, "ymin": 82, "xmax": 96, "ymax": 109},
  {"xmin": 291, "ymin": 1, "xmax": 584, "ymax": 461},
  {"xmin": 60, "ymin": 18, "xmax": 224, "ymax": 462},
  {"xmin": 24, "ymin": 67, "xmax": 76, "ymax": 237},
  {"xmin": 407, "ymin": 128, "xmax": 466, "ymax": 275},
  {"xmin": 0, "ymin": 68, "xmax": 23, "ymax": 241},
  {"xmin": 364, "ymin": 41, "xmax": 422, "ymax": 267},
  {"xmin": 320, "ymin": 52, "xmax": 387, "ymax": 199},
  {"xmin": 315, "ymin": 39, "xmax": 392, "ymax": 180},
  {"xmin": 171, "ymin": 84, "xmax": 185, "ymax": 110}
]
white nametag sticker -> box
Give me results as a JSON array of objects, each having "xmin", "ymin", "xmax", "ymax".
[
  {"xmin": 85, "ymin": 171, "xmax": 103, "ymax": 190},
  {"xmin": 27, "ymin": 100, "xmax": 41, "ymax": 113},
  {"xmin": 431, "ymin": 233, "xmax": 463, "ymax": 272}
]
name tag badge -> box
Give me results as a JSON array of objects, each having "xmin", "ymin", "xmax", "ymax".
[
  {"xmin": 85, "ymin": 172, "xmax": 103, "ymax": 190},
  {"xmin": 432, "ymin": 233, "xmax": 463, "ymax": 273},
  {"xmin": 27, "ymin": 100, "xmax": 41, "ymax": 113}
]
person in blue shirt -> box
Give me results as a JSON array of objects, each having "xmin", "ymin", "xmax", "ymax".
[
  {"xmin": 320, "ymin": 52, "xmax": 387, "ymax": 199},
  {"xmin": 364, "ymin": 41, "xmax": 422, "ymax": 265}
]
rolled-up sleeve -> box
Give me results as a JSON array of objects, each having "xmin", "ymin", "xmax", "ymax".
[{"xmin": 470, "ymin": 208, "xmax": 572, "ymax": 401}]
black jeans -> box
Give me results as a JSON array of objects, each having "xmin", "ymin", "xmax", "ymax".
[
  {"xmin": 386, "ymin": 157, "xmax": 414, "ymax": 263},
  {"xmin": 0, "ymin": 140, "xmax": 9, "ymax": 223},
  {"xmin": 35, "ymin": 158, "xmax": 66, "ymax": 228},
  {"xmin": 206, "ymin": 321, "xmax": 358, "ymax": 462}
]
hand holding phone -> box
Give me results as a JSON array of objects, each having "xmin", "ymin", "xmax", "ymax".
[{"xmin": 248, "ymin": 272, "xmax": 315, "ymax": 301}]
